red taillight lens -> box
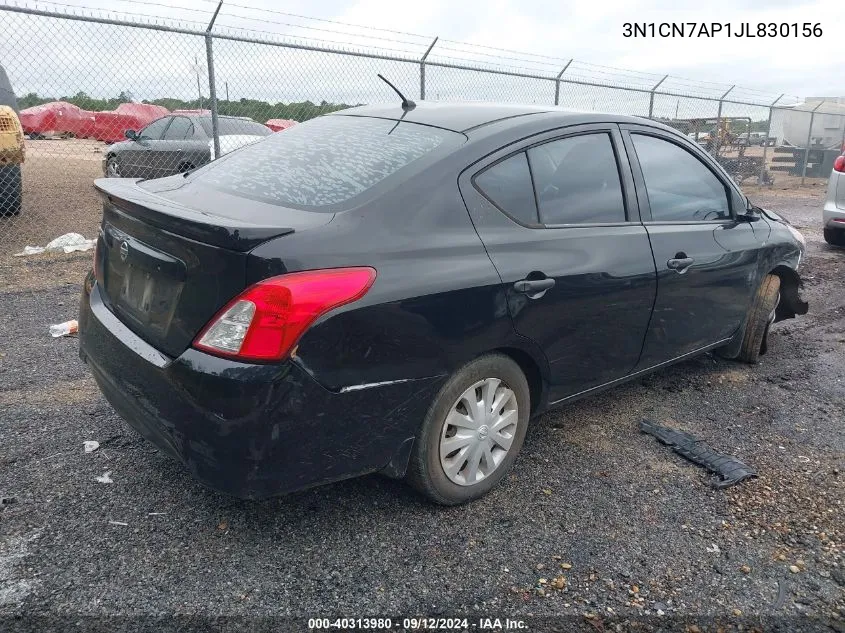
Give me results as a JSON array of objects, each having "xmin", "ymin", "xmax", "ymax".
[
  {"xmin": 834, "ymin": 155, "xmax": 845, "ymax": 173},
  {"xmin": 193, "ymin": 267, "xmax": 377, "ymax": 362}
]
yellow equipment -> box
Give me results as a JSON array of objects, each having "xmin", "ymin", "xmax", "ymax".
[{"xmin": 0, "ymin": 105, "xmax": 25, "ymax": 166}]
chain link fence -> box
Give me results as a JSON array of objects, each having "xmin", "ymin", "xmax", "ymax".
[{"xmin": 0, "ymin": 2, "xmax": 843, "ymax": 253}]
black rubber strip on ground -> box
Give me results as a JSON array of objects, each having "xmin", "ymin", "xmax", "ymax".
[{"xmin": 640, "ymin": 419, "xmax": 758, "ymax": 489}]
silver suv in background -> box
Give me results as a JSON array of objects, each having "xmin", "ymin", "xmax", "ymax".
[{"xmin": 824, "ymin": 154, "xmax": 845, "ymax": 246}]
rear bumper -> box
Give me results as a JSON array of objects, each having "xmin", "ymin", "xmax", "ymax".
[
  {"xmin": 823, "ymin": 201, "xmax": 845, "ymax": 229},
  {"xmin": 79, "ymin": 280, "xmax": 442, "ymax": 499}
]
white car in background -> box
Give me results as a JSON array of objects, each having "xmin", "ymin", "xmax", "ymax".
[{"xmin": 823, "ymin": 154, "xmax": 845, "ymax": 246}]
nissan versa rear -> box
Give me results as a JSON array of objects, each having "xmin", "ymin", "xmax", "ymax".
[{"xmin": 79, "ymin": 103, "xmax": 807, "ymax": 504}]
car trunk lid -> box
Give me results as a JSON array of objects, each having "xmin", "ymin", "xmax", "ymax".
[{"xmin": 94, "ymin": 177, "xmax": 332, "ymax": 358}]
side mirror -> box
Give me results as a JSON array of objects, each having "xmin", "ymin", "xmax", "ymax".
[
  {"xmin": 124, "ymin": 129, "xmax": 138, "ymax": 141},
  {"xmin": 739, "ymin": 207, "xmax": 761, "ymax": 222}
]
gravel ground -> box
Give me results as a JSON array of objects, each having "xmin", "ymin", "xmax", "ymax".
[{"xmin": 0, "ymin": 188, "xmax": 843, "ymax": 632}]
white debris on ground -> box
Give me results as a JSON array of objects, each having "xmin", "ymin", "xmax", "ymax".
[
  {"xmin": 83, "ymin": 441, "xmax": 99, "ymax": 453},
  {"xmin": 49, "ymin": 320, "xmax": 78, "ymax": 338},
  {"xmin": 14, "ymin": 232, "xmax": 95, "ymax": 257},
  {"xmin": 96, "ymin": 471, "xmax": 113, "ymax": 484}
]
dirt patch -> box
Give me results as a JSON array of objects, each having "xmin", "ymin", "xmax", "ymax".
[
  {"xmin": 0, "ymin": 377, "xmax": 98, "ymax": 407},
  {"xmin": 0, "ymin": 138, "xmax": 105, "ymax": 251},
  {"xmin": 0, "ymin": 251, "xmax": 91, "ymax": 293}
]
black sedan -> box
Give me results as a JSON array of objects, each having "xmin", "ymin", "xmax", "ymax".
[
  {"xmin": 79, "ymin": 103, "xmax": 807, "ymax": 504},
  {"xmin": 103, "ymin": 114, "xmax": 271, "ymax": 179}
]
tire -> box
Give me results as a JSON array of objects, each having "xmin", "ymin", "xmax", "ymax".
[
  {"xmin": 105, "ymin": 155, "xmax": 122, "ymax": 178},
  {"xmin": 824, "ymin": 227, "xmax": 845, "ymax": 247},
  {"xmin": 0, "ymin": 165, "xmax": 22, "ymax": 216},
  {"xmin": 177, "ymin": 162, "xmax": 195, "ymax": 174},
  {"xmin": 735, "ymin": 274, "xmax": 781, "ymax": 364},
  {"xmin": 406, "ymin": 354, "xmax": 530, "ymax": 505}
]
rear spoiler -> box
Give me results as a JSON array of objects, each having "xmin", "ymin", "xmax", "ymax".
[{"xmin": 94, "ymin": 178, "xmax": 294, "ymax": 252}]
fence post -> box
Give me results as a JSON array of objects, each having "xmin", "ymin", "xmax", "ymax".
[
  {"xmin": 205, "ymin": 1, "xmax": 223, "ymax": 160},
  {"xmin": 713, "ymin": 85, "xmax": 735, "ymax": 156},
  {"xmin": 419, "ymin": 37, "xmax": 438, "ymax": 100},
  {"xmin": 759, "ymin": 94, "xmax": 783, "ymax": 185},
  {"xmin": 554, "ymin": 59, "xmax": 572, "ymax": 106},
  {"xmin": 802, "ymin": 101, "xmax": 825, "ymax": 184},
  {"xmin": 647, "ymin": 74, "xmax": 668, "ymax": 119}
]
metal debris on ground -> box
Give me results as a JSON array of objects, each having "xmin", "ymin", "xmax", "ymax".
[
  {"xmin": 96, "ymin": 471, "xmax": 113, "ymax": 484},
  {"xmin": 83, "ymin": 441, "xmax": 99, "ymax": 453},
  {"xmin": 640, "ymin": 419, "xmax": 758, "ymax": 489},
  {"xmin": 49, "ymin": 320, "xmax": 78, "ymax": 338},
  {"xmin": 13, "ymin": 232, "xmax": 95, "ymax": 256}
]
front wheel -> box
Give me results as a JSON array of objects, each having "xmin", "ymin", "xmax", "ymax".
[
  {"xmin": 734, "ymin": 274, "xmax": 781, "ymax": 364},
  {"xmin": 105, "ymin": 155, "xmax": 122, "ymax": 178},
  {"xmin": 406, "ymin": 354, "xmax": 530, "ymax": 505}
]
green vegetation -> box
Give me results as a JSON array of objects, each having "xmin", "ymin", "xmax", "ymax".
[{"xmin": 16, "ymin": 92, "xmax": 354, "ymax": 122}]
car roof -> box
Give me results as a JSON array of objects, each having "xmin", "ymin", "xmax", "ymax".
[
  {"xmin": 333, "ymin": 102, "xmax": 554, "ymax": 133},
  {"xmin": 332, "ymin": 101, "xmax": 675, "ymax": 135}
]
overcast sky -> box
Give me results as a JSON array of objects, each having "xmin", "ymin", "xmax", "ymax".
[{"xmin": 1, "ymin": 0, "xmax": 841, "ymax": 113}]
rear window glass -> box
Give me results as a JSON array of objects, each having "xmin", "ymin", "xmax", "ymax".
[
  {"xmin": 198, "ymin": 118, "xmax": 271, "ymax": 137},
  {"xmin": 190, "ymin": 115, "xmax": 460, "ymax": 208}
]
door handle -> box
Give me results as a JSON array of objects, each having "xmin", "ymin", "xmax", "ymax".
[
  {"xmin": 667, "ymin": 256, "xmax": 695, "ymax": 272},
  {"xmin": 513, "ymin": 278, "xmax": 555, "ymax": 294}
]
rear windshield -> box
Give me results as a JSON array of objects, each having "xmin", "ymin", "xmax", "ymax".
[
  {"xmin": 188, "ymin": 115, "xmax": 462, "ymax": 208},
  {"xmin": 198, "ymin": 117, "xmax": 271, "ymax": 137}
]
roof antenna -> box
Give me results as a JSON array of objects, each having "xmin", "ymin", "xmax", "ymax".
[{"xmin": 377, "ymin": 74, "xmax": 416, "ymax": 111}]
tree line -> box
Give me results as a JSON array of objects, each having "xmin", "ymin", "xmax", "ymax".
[{"xmin": 16, "ymin": 91, "xmax": 355, "ymax": 122}]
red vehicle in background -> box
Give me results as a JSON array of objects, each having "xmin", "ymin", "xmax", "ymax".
[
  {"xmin": 19, "ymin": 101, "xmax": 95, "ymax": 139},
  {"xmin": 265, "ymin": 118, "xmax": 297, "ymax": 132},
  {"xmin": 92, "ymin": 103, "xmax": 169, "ymax": 143}
]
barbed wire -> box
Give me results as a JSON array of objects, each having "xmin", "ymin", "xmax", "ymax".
[{"xmin": 1, "ymin": 0, "xmax": 811, "ymax": 106}]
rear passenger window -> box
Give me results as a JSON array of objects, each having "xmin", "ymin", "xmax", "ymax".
[
  {"xmin": 528, "ymin": 133, "xmax": 625, "ymax": 224},
  {"xmin": 474, "ymin": 153, "xmax": 539, "ymax": 225},
  {"xmin": 631, "ymin": 134, "xmax": 731, "ymax": 222}
]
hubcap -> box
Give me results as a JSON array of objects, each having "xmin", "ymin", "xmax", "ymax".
[{"xmin": 439, "ymin": 378, "xmax": 518, "ymax": 486}]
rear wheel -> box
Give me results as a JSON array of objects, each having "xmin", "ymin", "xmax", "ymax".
[
  {"xmin": 0, "ymin": 165, "xmax": 22, "ymax": 216},
  {"xmin": 406, "ymin": 354, "xmax": 530, "ymax": 505},
  {"xmin": 824, "ymin": 227, "xmax": 845, "ymax": 247},
  {"xmin": 734, "ymin": 274, "xmax": 781, "ymax": 364}
]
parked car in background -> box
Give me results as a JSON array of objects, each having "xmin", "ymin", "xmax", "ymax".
[
  {"xmin": 265, "ymin": 118, "xmax": 297, "ymax": 132},
  {"xmin": 19, "ymin": 101, "xmax": 96, "ymax": 139},
  {"xmin": 103, "ymin": 114, "xmax": 271, "ymax": 179},
  {"xmin": 748, "ymin": 132, "xmax": 767, "ymax": 146},
  {"xmin": 93, "ymin": 103, "xmax": 169, "ymax": 143},
  {"xmin": 823, "ymin": 153, "xmax": 845, "ymax": 246},
  {"xmin": 0, "ymin": 63, "xmax": 22, "ymax": 216},
  {"xmin": 80, "ymin": 103, "xmax": 808, "ymax": 505}
]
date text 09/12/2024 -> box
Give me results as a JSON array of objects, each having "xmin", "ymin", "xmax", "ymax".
[
  {"xmin": 307, "ymin": 618, "xmax": 527, "ymax": 630},
  {"xmin": 623, "ymin": 22, "xmax": 823, "ymax": 38}
]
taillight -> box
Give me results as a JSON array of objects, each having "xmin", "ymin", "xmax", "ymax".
[
  {"xmin": 193, "ymin": 267, "xmax": 377, "ymax": 362},
  {"xmin": 834, "ymin": 155, "xmax": 845, "ymax": 173}
]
